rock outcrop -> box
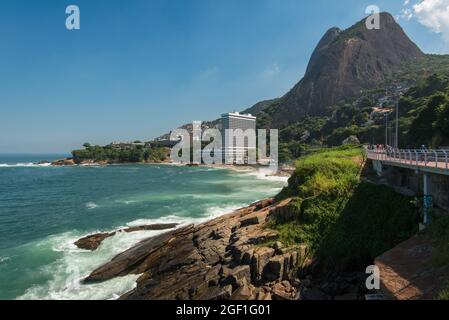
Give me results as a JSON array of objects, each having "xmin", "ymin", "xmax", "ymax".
[
  {"xmin": 51, "ymin": 158, "xmax": 76, "ymax": 166},
  {"xmin": 74, "ymin": 223, "xmax": 179, "ymax": 251},
  {"xmin": 75, "ymin": 232, "xmax": 116, "ymax": 251},
  {"xmin": 82, "ymin": 198, "xmax": 306, "ymax": 300}
]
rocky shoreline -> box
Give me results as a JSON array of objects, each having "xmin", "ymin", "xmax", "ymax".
[{"xmin": 77, "ymin": 198, "xmax": 366, "ymax": 300}]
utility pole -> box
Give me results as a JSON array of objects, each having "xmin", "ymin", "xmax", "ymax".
[
  {"xmin": 395, "ymin": 101, "xmax": 399, "ymax": 148},
  {"xmin": 385, "ymin": 113, "xmax": 388, "ymax": 147}
]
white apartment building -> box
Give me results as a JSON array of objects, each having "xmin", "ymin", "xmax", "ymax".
[{"xmin": 221, "ymin": 112, "xmax": 257, "ymax": 164}]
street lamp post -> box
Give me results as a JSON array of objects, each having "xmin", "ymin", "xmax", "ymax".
[
  {"xmin": 385, "ymin": 113, "xmax": 389, "ymax": 147},
  {"xmin": 395, "ymin": 101, "xmax": 399, "ymax": 148}
]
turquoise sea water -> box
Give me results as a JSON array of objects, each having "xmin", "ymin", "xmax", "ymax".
[{"xmin": 0, "ymin": 155, "xmax": 287, "ymax": 300}]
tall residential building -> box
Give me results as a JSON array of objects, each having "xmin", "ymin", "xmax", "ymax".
[{"xmin": 221, "ymin": 112, "xmax": 257, "ymax": 164}]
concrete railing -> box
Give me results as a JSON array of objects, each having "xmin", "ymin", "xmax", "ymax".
[{"xmin": 365, "ymin": 147, "xmax": 449, "ymax": 171}]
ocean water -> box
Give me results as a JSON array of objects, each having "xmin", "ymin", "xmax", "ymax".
[{"xmin": 0, "ymin": 154, "xmax": 287, "ymax": 300}]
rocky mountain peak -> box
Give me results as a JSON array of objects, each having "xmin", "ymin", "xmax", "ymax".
[{"xmin": 269, "ymin": 12, "xmax": 424, "ymax": 127}]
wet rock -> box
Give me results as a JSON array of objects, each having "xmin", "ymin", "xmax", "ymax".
[
  {"xmin": 84, "ymin": 226, "xmax": 194, "ymax": 282},
  {"xmin": 75, "ymin": 232, "xmax": 116, "ymax": 250}
]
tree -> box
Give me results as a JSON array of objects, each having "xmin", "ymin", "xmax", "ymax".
[{"xmin": 434, "ymin": 101, "xmax": 449, "ymax": 140}]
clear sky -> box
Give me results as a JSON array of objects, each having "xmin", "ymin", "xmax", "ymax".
[{"xmin": 0, "ymin": 0, "xmax": 447, "ymax": 153}]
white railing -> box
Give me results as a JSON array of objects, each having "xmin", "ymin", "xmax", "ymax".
[{"xmin": 365, "ymin": 147, "xmax": 449, "ymax": 171}]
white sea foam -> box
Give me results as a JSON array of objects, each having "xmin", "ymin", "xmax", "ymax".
[
  {"xmin": 242, "ymin": 167, "xmax": 289, "ymax": 183},
  {"xmin": 0, "ymin": 162, "xmax": 53, "ymax": 168},
  {"xmin": 0, "ymin": 163, "xmax": 36, "ymax": 168},
  {"xmin": 38, "ymin": 162, "xmax": 52, "ymax": 167},
  {"xmin": 80, "ymin": 163, "xmax": 100, "ymax": 167},
  {"xmin": 85, "ymin": 202, "xmax": 98, "ymax": 210},
  {"xmin": 125, "ymin": 204, "xmax": 244, "ymax": 229},
  {"xmin": 17, "ymin": 229, "xmax": 164, "ymax": 300},
  {"xmin": 0, "ymin": 256, "xmax": 9, "ymax": 263}
]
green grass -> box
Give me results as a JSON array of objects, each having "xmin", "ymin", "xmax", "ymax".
[
  {"xmin": 269, "ymin": 145, "xmax": 419, "ymax": 271},
  {"xmin": 277, "ymin": 145, "xmax": 363, "ymax": 200}
]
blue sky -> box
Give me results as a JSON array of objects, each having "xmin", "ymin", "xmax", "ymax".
[{"xmin": 0, "ymin": 0, "xmax": 447, "ymax": 153}]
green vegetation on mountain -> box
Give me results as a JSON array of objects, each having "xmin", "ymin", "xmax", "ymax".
[
  {"xmin": 271, "ymin": 55, "xmax": 449, "ymax": 161},
  {"xmin": 72, "ymin": 142, "xmax": 168, "ymax": 164},
  {"xmin": 269, "ymin": 146, "xmax": 419, "ymax": 271},
  {"xmin": 386, "ymin": 55, "xmax": 449, "ymax": 84},
  {"xmin": 400, "ymin": 74, "xmax": 449, "ymax": 147}
]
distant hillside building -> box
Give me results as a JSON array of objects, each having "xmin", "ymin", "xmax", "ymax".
[{"xmin": 220, "ymin": 112, "xmax": 257, "ymax": 164}]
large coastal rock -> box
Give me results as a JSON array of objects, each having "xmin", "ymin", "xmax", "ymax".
[
  {"xmin": 74, "ymin": 223, "xmax": 179, "ymax": 251},
  {"xmin": 75, "ymin": 232, "xmax": 115, "ymax": 251},
  {"xmin": 51, "ymin": 158, "xmax": 76, "ymax": 166},
  {"xmin": 82, "ymin": 198, "xmax": 304, "ymax": 300}
]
